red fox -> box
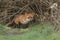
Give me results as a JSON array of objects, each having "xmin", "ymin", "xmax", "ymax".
[
  {"xmin": 12, "ymin": 13, "xmax": 34, "ymax": 25},
  {"xmin": 8, "ymin": 13, "xmax": 38, "ymax": 28},
  {"xmin": 9, "ymin": 13, "xmax": 34, "ymax": 28}
]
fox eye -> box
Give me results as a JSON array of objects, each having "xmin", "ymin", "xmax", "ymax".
[{"xmin": 28, "ymin": 17, "xmax": 32, "ymax": 19}]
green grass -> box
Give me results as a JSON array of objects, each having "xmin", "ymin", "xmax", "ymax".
[{"xmin": 0, "ymin": 23, "xmax": 60, "ymax": 40}]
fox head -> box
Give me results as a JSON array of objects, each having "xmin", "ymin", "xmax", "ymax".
[{"xmin": 26, "ymin": 13, "xmax": 34, "ymax": 20}]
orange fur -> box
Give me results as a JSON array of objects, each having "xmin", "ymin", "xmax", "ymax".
[{"xmin": 13, "ymin": 13, "xmax": 34, "ymax": 24}]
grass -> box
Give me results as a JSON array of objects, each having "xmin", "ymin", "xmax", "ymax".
[{"xmin": 0, "ymin": 23, "xmax": 60, "ymax": 40}]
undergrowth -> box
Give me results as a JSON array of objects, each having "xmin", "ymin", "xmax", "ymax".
[{"xmin": 0, "ymin": 23, "xmax": 60, "ymax": 40}]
